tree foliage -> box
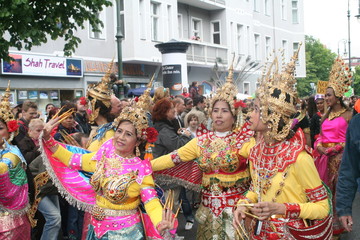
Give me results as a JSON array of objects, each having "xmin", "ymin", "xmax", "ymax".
[
  {"xmin": 0, "ymin": 0, "xmax": 112, "ymax": 61},
  {"xmin": 354, "ymin": 66, "xmax": 360, "ymax": 96},
  {"xmin": 297, "ymin": 35, "xmax": 336, "ymax": 97}
]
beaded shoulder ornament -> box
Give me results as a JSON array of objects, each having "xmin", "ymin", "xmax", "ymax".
[
  {"xmin": 256, "ymin": 44, "xmax": 302, "ymax": 141},
  {"xmin": 87, "ymin": 58, "xmax": 114, "ymax": 123},
  {"xmin": 328, "ymin": 56, "xmax": 353, "ymax": 98}
]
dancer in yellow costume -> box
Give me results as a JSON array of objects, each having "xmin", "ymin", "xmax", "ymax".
[
  {"xmin": 233, "ymin": 46, "xmax": 332, "ymax": 239},
  {"xmin": 41, "ymin": 78, "xmax": 175, "ymax": 239},
  {"xmin": 151, "ymin": 62, "xmax": 255, "ymax": 240}
]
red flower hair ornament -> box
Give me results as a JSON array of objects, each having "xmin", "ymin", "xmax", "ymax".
[
  {"xmin": 7, "ymin": 120, "xmax": 19, "ymax": 132},
  {"xmin": 234, "ymin": 100, "xmax": 246, "ymax": 109},
  {"xmin": 145, "ymin": 127, "xmax": 158, "ymax": 143},
  {"xmin": 79, "ymin": 97, "xmax": 87, "ymax": 106}
]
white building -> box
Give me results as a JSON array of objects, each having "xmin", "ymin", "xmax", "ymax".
[{"xmin": 0, "ymin": 0, "xmax": 305, "ymax": 109}]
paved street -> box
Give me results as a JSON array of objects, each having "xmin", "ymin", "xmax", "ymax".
[
  {"xmin": 176, "ymin": 211, "xmax": 198, "ymax": 239},
  {"xmin": 340, "ymin": 192, "xmax": 360, "ymax": 240},
  {"xmin": 175, "ymin": 192, "xmax": 360, "ymax": 240}
]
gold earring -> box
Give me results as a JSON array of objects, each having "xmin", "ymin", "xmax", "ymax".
[{"xmin": 136, "ymin": 146, "xmax": 140, "ymax": 156}]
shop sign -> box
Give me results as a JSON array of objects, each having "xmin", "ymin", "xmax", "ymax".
[{"xmin": 1, "ymin": 53, "xmax": 83, "ymax": 77}]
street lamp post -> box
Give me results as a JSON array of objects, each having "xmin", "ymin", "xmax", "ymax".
[
  {"xmin": 115, "ymin": 0, "xmax": 124, "ymax": 99},
  {"xmin": 348, "ymin": 0, "xmax": 351, "ymax": 68}
]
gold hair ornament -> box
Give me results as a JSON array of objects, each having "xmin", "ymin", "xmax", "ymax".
[
  {"xmin": 256, "ymin": 43, "xmax": 302, "ymax": 141},
  {"xmin": 113, "ymin": 74, "xmax": 158, "ymax": 142},
  {"xmin": 328, "ymin": 56, "xmax": 353, "ymax": 98},
  {"xmin": 87, "ymin": 57, "xmax": 114, "ymax": 123},
  {"xmin": 208, "ymin": 54, "xmax": 238, "ymax": 117}
]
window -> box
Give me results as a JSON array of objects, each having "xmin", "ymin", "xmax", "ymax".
[
  {"xmin": 292, "ymin": 0, "xmax": 299, "ymax": 24},
  {"xmin": 139, "ymin": 0, "xmax": 146, "ymax": 39},
  {"xmin": 281, "ymin": 0, "xmax": 286, "ymax": 20},
  {"xmin": 167, "ymin": 5, "xmax": 172, "ymax": 40},
  {"xmin": 247, "ymin": 26, "xmax": 250, "ymax": 56},
  {"xmin": 89, "ymin": 10, "xmax": 106, "ymax": 40},
  {"xmin": 265, "ymin": 36, "xmax": 271, "ymax": 57},
  {"xmin": 211, "ymin": 21, "xmax": 220, "ymax": 44},
  {"xmin": 151, "ymin": 2, "xmax": 160, "ymax": 41},
  {"xmin": 282, "ymin": 40, "xmax": 288, "ymax": 61},
  {"xmin": 253, "ymin": 0, "xmax": 260, "ymax": 12},
  {"xmin": 254, "ymin": 0, "xmax": 260, "ymax": 12},
  {"xmin": 192, "ymin": 18, "xmax": 202, "ymax": 39},
  {"xmin": 178, "ymin": 14, "xmax": 183, "ymax": 39},
  {"xmin": 265, "ymin": 0, "xmax": 271, "ymax": 16},
  {"xmin": 237, "ymin": 24, "xmax": 244, "ymax": 54},
  {"xmin": 293, "ymin": 42, "xmax": 300, "ymax": 65},
  {"xmin": 243, "ymin": 82, "xmax": 250, "ymax": 95},
  {"xmin": 254, "ymin": 34, "xmax": 260, "ymax": 60}
]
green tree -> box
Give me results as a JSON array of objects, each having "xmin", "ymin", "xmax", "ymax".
[
  {"xmin": 354, "ymin": 66, "xmax": 360, "ymax": 95},
  {"xmin": 0, "ymin": 0, "xmax": 112, "ymax": 61},
  {"xmin": 297, "ymin": 35, "xmax": 336, "ymax": 97}
]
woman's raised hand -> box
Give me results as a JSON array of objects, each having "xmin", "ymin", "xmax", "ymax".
[{"xmin": 42, "ymin": 117, "xmax": 60, "ymax": 140}]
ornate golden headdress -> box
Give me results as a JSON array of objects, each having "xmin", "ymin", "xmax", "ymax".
[
  {"xmin": 113, "ymin": 74, "xmax": 157, "ymax": 142},
  {"xmin": 256, "ymin": 44, "xmax": 302, "ymax": 141},
  {"xmin": 0, "ymin": 81, "xmax": 15, "ymax": 123},
  {"xmin": 87, "ymin": 58, "xmax": 114, "ymax": 123},
  {"xmin": 209, "ymin": 55, "xmax": 238, "ymax": 116},
  {"xmin": 328, "ymin": 56, "xmax": 353, "ymax": 98}
]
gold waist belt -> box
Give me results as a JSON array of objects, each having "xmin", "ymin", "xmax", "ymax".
[
  {"xmin": 321, "ymin": 142, "xmax": 345, "ymax": 148},
  {"xmin": 91, "ymin": 205, "xmax": 138, "ymax": 221}
]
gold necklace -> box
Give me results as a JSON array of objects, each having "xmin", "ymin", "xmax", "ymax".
[{"xmin": 328, "ymin": 108, "xmax": 347, "ymax": 120}]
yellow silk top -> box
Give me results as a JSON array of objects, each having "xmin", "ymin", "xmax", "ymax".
[
  {"xmin": 87, "ymin": 129, "xmax": 115, "ymax": 152},
  {"xmin": 52, "ymin": 145, "xmax": 163, "ymax": 227},
  {"xmin": 245, "ymin": 151, "xmax": 329, "ymax": 220},
  {"xmin": 151, "ymin": 137, "xmax": 256, "ymax": 188},
  {"xmin": 0, "ymin": 152, "xmax": 20, "ymax": 174}
]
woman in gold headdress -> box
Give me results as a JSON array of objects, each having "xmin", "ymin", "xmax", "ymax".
[
  {"xmin": 40, "ymin": 80, "xmax": 176, "ymax": 239},
  {"xmin": 233, "ymin": 47, "xmax": 332, "ymax": 239},
  {"xmin": 85, "ymin": 60, "xmax": 117, "ymax": 151},
  {"xmin": 314, "ymin": 57, "xmax": 352, "ymax": 236},
  {"xmin": 0, "ymin": 82, "xmax": 30, "ymax": 239},
  {"xmin": 151, "ymin": 62, "xmax": 255, "ymax": 239}
]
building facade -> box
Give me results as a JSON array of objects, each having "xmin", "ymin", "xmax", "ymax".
[{"xmin": 0, "ymin": 0, "xmax": 305, "ymax": 112}]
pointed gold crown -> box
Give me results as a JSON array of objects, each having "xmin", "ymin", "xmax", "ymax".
[
  {"xmin": 209, "ymin": 54, "xmax": 238, "ymax": 116},
  {"xmin": 87, "ymin": 58, "xmax": 114, "ymax": 123},
  {"xmin": 87, "ymin": 57, "xmax": 114, "ymax": 108},
  {"xmin": 328, "ymin": 56, "xmax": 353, "ymax": 97},
  {"xmin": 0, "ymin": 81, "xmax": 15, "ymax": 123},
  {"xmin": 136, "ymin": 73, "xmax": 155, "ymax": 111},
  {"xmin": 113, "ymin": 74, "xmax": 156, "ymax": 141},
  {"xmin": 256, "ymin": 43, "xmax": 302, "ymax": 141}
]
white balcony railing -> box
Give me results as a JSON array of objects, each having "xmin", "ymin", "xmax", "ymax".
[
  {"xmin": 177, "ymin": 0, "xmax": 225, "ymax": 10},
  {"xmin": 184, "ymin": 40, "xmax": 228, "ymax": 65}
]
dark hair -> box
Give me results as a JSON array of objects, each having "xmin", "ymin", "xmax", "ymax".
[
  {"xmin": 152, "ymin": 98, "xmax": 174, "ymax": 122},
  {"xmin": 306, "ymin": 96, "xmax": 317, "ymax": 118},
  {"xmin": 191, "ymin": 81, "xmax": 198, "ymax": 87},
  {"xmin": 47, "ymin": 107, "xmax": 59, "ymax": 122},
  {"xmin": 45, "ymin": 103, "xmax": 55, "ymax": 111},
  {"xmin": 193, "ymin": 95, "xmax": 205, "ymax": 106},
  {"xmin": 58, "ymin": 103, "xmax": 76, "ymax": 117},
  {"xmin": 320, "ymin": 87, "xmax": 349, "ymax": 125},
  {"xmin": 184, "ymin": 97, "xmax": 193, "ymax": 105}
]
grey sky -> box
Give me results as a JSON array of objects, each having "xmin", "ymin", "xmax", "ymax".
[{"xmin": 304, "ymin": 0, "xmax": 360, "ymax": 57}]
